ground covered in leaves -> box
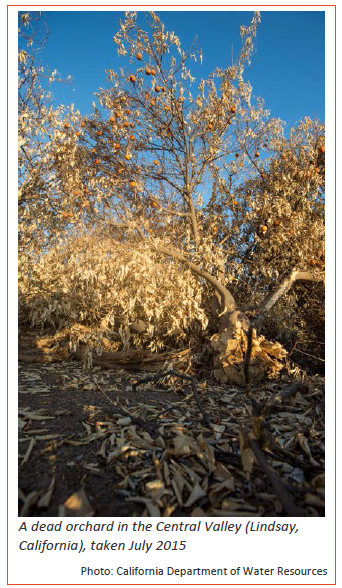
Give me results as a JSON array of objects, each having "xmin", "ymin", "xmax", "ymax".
[{"xmin": 18, "ymin": 359, "xmax": 325, "ymax": 518}]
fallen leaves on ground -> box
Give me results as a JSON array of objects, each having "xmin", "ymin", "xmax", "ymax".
[{"xmin": 18, "ymin": 361, "xmax": 325, "ymax": 517}]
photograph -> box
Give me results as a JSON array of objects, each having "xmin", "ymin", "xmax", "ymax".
[{"xmin": 18, "ymin": 9, "xmax": 325, "ymax": 518}]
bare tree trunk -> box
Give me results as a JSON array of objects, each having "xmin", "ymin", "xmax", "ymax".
[
  {"xmin": 211, "ymin": 264, "xmax": 226, "ymax": 319},
  {"xmin": 183, "ymin": 183, "xmax": 200, "ymax": 246}
]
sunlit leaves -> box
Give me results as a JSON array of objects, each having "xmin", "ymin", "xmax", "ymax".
[{"xmin": 19, "ymin": 11, "xmax": 324, "ymax": 363}]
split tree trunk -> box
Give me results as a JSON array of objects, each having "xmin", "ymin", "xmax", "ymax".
[
  {"xmin": 155, "ymin": 241, "xmax": 324, "ymax": 385},
  {"xmin": 131, "ymin": 227, "xmax": 325, "ymax": 385},
  {"xmin": 211, "ymin": 268, "xmax": 324, "ymax": 385}
]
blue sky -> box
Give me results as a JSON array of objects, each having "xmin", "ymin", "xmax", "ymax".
[{"xmin": 29, "ymin": 10, "xmax": 325, "ymax": 129}]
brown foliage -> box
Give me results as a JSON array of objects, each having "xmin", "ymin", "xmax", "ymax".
[
  {"xmin": 18, "ymin": 11, "xmax": 325, "ymax": 378},
  {"xmin": 19, "ymin": 232, "xmax": 208, "ymax": 361}
]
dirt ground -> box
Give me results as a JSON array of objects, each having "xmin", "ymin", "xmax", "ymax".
[{"xmin": 18, "ymin": 359, "xmax": 325, "ymax": 518}]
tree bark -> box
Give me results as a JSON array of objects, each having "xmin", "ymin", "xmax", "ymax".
[
  {"xmin": 254, "ymin": 268, "xmax": 324, "ymax": 329},
  {"xmin": 136, "ymin": 228, "xmax": 324, "ymax": 384},
  {"xmin": 155, "ymin": 243, "xmax": 237, "ymax": 313}
]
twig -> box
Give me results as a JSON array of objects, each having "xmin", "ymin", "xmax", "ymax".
[
  {"xmin": 266, "ymin": 381, "xmax": 305, "ymax": 408},
  {"xmin": 132, "ymin": 370, "xmax": 212, "ymax": 429},
  {"xmin": 248, "ymin": 381, "xmax": 320, "ymax": 472},
  {"xmin": 93, "ymin": 378, "xmax": 156, "ymax": 435},
  {"xmin": 132, "ymin": 369, "xmax": 173, "ymax": 390},
  {"xmin": 290, "ymin": 347, "xmax": 325, "ymax": 362},
  {"xmin": 262, "ymin": 431, "xmax": 322, "ymax": 473},
  {"xmin": 190, "ymin": 376, "xmax": 212, "ymax": 429},
  {"xmin": 251, "ymin": 381, "xmax": 305, "ymax": 418},
  {"xmin": 153, "ymin": 403, "xmax": 196, "ymax": 426},
  {"xmin": 247, "ymin": 434, "xmax": 307, "ymax": 516},
  {"xmin": 243, "ymin": 323, "xmax": 254, "ymax": 395}
]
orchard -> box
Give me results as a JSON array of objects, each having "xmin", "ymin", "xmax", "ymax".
[{"xmin": 18, "ymin": 11, "xmax": 325, "ymax": 517}]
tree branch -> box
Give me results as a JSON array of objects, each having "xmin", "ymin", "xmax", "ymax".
[
  {"xmin": 259, "ymin": 268, "xmax": 324, "ymax": 316},
  {"xmin": 247, "ymin": 434, "xmax": 307, "ymax": 516},
  {"xmin": 154, "ymin": 243, "xmax": 236, "ymax": 312}
]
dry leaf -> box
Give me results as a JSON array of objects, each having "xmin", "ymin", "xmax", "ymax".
[
  {"xmin": 21, "ymin": 438, "xmax": 36, "ymax": 464},
  {"xmin": 107, "ymin": 445, "xmax": 130, "ymax": 463},
  {"xmin": 83, "ymin": 383, "xmax": 96, "ymax": 391},
  {"xmin": 37, "ymin": 476, "xmax": 55, "ymax": 508},
  {"xmin": 184, "ymin": 483, "xmax": 206, "ymax": 507},
  {"xmin": 239, "ymin": 430, "xmax": 254, "ymax": 476},
  {"xmin": 60, "ymin": 489, "xmax": 94, "ymax": 517},
  {"xmin": 18, "ymin": 410, "xmax": 55, "ymax": 421},
  {"xmin": 117, "ymin": 417, "xmax": 132, "ymax": 426}
]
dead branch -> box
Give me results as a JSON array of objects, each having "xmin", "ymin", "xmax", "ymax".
[
  {"xmin": 242, "ymin": 267, "xmax": 324, "ymax": 390},
  {"xmin": 132, "ymin": 370, "xmax": 212, "ymax": 429},
  {"xmin": 247, "ymin": 381, "xmax": 322, "ymax": 474},
  {"xmin": 248, "ymin": 381, "xmax": 306, "ymax": 418},
  {"xmin": 154, "ymin": 243, "xmax": 236, "ymax": 313},
  {"xmin": 259, "ymin": 268, "xmax": 324, "ymax": 316},
  {"xmin": 266, "ymin": 380, "xmax": 306, "ymax": 408},
  {"xmin": 93, "ymin": 378, "xmax": 157, "ymax": 435},
  {"xmin": 263, "ymin": 429, "xmax": 323, "ymax": 473},
  {"xmin": 73, "ymin": 348, "xmax": 190, "ymax": 371},
  {"xmin": 247, "ymin": 434, "xmax": 307, "ymax": 516}
]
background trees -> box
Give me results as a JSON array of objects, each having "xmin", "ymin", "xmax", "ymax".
[{"xmin": 18, "ymin": 11, "xmax": 325, "ymax": 379}]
